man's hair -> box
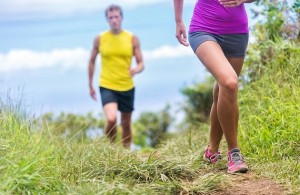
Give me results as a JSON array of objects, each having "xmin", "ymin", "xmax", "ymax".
[{"xmin": 105, "ymin": 4, "xmax": 123, "ymax": 18}]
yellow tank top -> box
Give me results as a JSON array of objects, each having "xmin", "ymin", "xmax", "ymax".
[{"xmin": 98, "ymin": 30, "xmax": 134, "ymax": 91}]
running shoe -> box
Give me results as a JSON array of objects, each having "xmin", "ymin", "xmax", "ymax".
[
  {"xmin": 227, "ymin": 148, "xmax": 248, "ymax": 173},
  {"xmin": 203, "ymin": 146, "xmax": 222, "ymax": 164}
]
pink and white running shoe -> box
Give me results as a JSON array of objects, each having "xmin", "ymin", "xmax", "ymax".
[
  {"xmin": 203, "ymin": 146, "xmax": 222, "ymax": 164},
  {"xmin": 227, "ymin": 148, "xmax": 248, "ymax": 173}
]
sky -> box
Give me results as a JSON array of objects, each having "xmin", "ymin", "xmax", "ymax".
[{"xmin": 0, "ymin": 0, "xmax": 260, "ymax": 121}]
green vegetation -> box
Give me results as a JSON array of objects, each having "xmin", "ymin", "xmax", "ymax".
[
  {"xmin": 180, "ymin": 77, "xmax": 214, "ymax": 125},
  {"xmin": 0, "ymin": 107, "xmax": 231, "ymax": 194},
  {"xmin": 239, "ymin": 40, "xmax": 300, "ymax": 194},
  {"xmin": 33, "ymin": 112, "xmax": 105, "ymax": 139},
  {"xmin": 133, "ymin": 105, "xmax": 173, "ymax": 148},
  {"xmin": 1, "ymin": 1, "xmax": 299, "ymax": 194}
]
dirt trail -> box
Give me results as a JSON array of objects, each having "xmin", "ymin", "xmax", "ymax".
[
  {"xmin": 138, "ymin": 152, "xmax": 287, "ymax": 195},
  {"xmin": 215, "ymin": 173, "xmax": 286, "ymax": 195}
]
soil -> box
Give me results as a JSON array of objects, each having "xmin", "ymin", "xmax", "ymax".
[{"xmin": 214, "ymin": 173, "xmax": 286, "ymax": 195}]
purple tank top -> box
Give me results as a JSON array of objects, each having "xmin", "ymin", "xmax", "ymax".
[{"xmin": 189, "ymin": 0, "xmax": 249, "ymax": 34}]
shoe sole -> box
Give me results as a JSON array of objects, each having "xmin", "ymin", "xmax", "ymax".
[{"xmin": 228, "ymin": 167, "xmax": 249, "ymax": 174}]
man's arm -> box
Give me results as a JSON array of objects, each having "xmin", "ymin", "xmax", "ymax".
[
  {"xmin": 88, "ymin": 36, "xmax": 99, "ymax": 101},
  {"xmin": 130, "ymin": 35, "xmax": 144, "ymax": 77}
]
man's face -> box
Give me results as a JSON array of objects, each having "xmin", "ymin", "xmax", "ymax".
[{"xmin": 106, "ymin": 10, "xmax": 122, "ymax": 32}]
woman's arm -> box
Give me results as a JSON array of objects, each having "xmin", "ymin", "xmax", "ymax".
[
  {"xmin": 173, "ymin": 0, "xmax": 189, "ymax": 46},
  {"xmin": 244, "ymin": 0, "xmax": 256, "ymax": 3}
]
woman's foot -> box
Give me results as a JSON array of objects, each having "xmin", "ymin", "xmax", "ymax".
[
  {"xmin": 203, "ymin": 146, "xmax": 222, "ymax": 164},
  {"xmin": 227, "ymin": 148, "xmax": 248, "ymax": 173}
]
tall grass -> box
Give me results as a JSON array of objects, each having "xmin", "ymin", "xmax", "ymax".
[
  {"xmin": 0, "ymin": 105, "xmax": 64, "ymax": 193},
  {"xmin": 239, "ymin": 40, "xmax": 300, "ymax": 193},
  {"xmin": 0, "ymin": 109, "xmax": 232, "ymax": 194}
]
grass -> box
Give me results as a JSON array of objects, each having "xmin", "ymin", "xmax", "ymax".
[
  {"xmin": 0, "ymin": 107, "xmax": 299, "ymax": 194},
  {"xmin": 1, "ymin": 107, "xmax": 298, "ymax": 194},
  {"xmin": 0, "ymin": 107, "xmax": 233, "ymax": 194},
  {"xmin": 239, "ymin": 40, "xmax": 300, "ymax": 193}
]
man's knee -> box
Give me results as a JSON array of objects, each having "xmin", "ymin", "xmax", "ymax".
[{"xmin": 106, "ymin": 115, "xmax": 117, "ymax": 126}]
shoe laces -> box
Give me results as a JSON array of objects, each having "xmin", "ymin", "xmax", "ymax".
[
  {"xmin": 210, "ymin": 153, "xmax": 222, "ymax": 161},
  {"xmin": 230, "ymin": 152, "xmax": 244, "ymax": 163}
]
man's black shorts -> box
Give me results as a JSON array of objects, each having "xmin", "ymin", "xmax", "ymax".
[{"xmin": 99, "ymin": 87, "xmax": 135, "ymax": 112}]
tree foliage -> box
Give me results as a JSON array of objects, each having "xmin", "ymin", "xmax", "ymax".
[
  {"xmin": 252, "ymin": 0, "xmax": 300, "ymax": 42},
  {"xmin": 33, "ymin": 112, "xmax": 105, "ymax": 139},
  {"xmin": 133, "ymin": 105, "xmax": 173, "ymax": 148},
  {"xmin": 242, "ymin": 0, "xmax": 300, "ymax": 85},
  {"xmin": 180, "ymin": 77, "xmax": 214, "ymax": 126}
]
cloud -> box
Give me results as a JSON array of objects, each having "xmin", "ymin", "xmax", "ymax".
[
  {"xmin": 144, "ymin": 45, "xmax": 194, "ymax": 60},
  {"xmin": 0, "ymin": 48, "xmax": 89, "ymax": 73},
  {"xmin": 0, "ymin": 45, "xmax": 194, "ymax": 73},
  {"xmin": 0, "ymin": 0, "xmax": 195, "ymax": 21}
]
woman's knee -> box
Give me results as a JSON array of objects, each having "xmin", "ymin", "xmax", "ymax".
[{"xmin": 220, "ymin": 77, "xmax": 239, "ymax": 94}]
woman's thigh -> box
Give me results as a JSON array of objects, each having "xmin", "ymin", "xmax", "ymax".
[
  {"xmin": 195, "ymin": 41, "xmax": 237, "ymax": 85},
  {"xmin": 227, "ymin": 57, "xmax": 245, "ymax": 77}
]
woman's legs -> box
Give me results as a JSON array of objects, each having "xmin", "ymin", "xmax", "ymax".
[
  {"xmin": 209, "ymin": 58, "xmax": 245, "ymax": 152},
  {"xmin": 195, "ymin": 41, "xmax": 244, "ymax": 151},
  {"xmin": 208, "ymin": 83, "xmax": 223, "ymax": 153}
]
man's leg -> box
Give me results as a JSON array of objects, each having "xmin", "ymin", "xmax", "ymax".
[
  {"xmin": 103, "ymin": 102, "xmax": 118, "ymax": 142},
  {"xmin": 120, "ymin": 112, "xmax": 132, "ymax": 148}
]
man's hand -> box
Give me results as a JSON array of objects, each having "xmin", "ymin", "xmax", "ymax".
[
  {"xmin": 219, "ymin": 0, "xmax": 245, "ymax": 7},
  {"xmin": 129, "ymin": 68, "xmax": 137, "ymax": 77},
  {"xmin": 129, "ymin": 66, "xmax": 143, "ymax": 77},
  {"xmin": 175, "ymin": 21, "xmax": 189, "ymax": 47},
  {"xmin": 89, "ymin": 86, "xmax": 97, "ymax": 101}
]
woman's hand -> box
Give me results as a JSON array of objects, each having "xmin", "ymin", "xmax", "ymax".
[
  {"xmin": 219, "ymin": 0, "xmax": 245, "ymax": 7},
  {"xmin": 175, "ymin": 21, "xmax": 189, "ymax": 47}
]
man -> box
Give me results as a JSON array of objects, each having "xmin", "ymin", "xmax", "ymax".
[{"xmin": 88, "ymin": 4, "xmax": 144, "ymax": 148}]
